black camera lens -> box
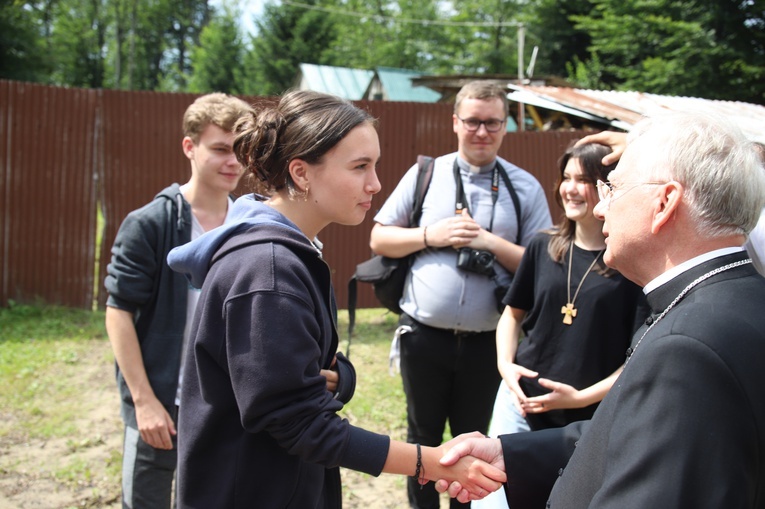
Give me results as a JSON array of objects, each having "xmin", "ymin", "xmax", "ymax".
[{"xmin": 476, "ymin": 252, "xmax": 493, "ymax": 265}]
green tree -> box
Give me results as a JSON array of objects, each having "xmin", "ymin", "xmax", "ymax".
[
  {"xmin": 47, "ymin": 0, "xmax": 109, "ymax": 88},
  {"xmin": 439, "ymin": 0, "xmax": 524, "ymax": 75},
  {"xmin": 572, "ymin": 0, "xmax": 765, "ymax": 103},
  {"xmin": 0, "ymin": 0, "xmax": 49, "ymax": 82},
  {"xmin": 319, "ymin": 0, "xmax": 448, "ymax": 72},
  {"xmin": 523, "ymin": 0, "xmax": 592, "ymax": 78},
  {"xmin": 187, "ymin": 6, "xmax": 246, "ymax": 93},
  {"xmin": 245, "ymin": 0, "xmax": 337, "ymax": 96}
]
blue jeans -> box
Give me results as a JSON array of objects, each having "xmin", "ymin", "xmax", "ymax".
[{"xmin": 472, "ymin": 383, "xmax": 531, "ymax": 509}]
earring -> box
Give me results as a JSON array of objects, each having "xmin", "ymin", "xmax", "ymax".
[{"xmin": 303, "ymin": 184, "xmax": 310, "ymax": 202}]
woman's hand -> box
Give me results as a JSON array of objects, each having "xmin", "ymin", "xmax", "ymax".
[
  {"xmin": 522, "ymin": 378, "xmax": 584, "ymax": 413},
  {"xmin": 497, "ymin": 360, "xmax": 537, "ymax": 416}
]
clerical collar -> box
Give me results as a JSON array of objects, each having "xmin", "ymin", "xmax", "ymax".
[
  {"xmin": 643, "ymin": 246, "xmax": 744, "ymax": 295},
  {"xmin": 456, "ymin": 156, "xmax": 496, "ymax": 175}
]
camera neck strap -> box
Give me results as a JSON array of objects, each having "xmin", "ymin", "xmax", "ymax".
[{"xmin": 452, "ymin": 159, "xmax": 522, "ymax": 243}]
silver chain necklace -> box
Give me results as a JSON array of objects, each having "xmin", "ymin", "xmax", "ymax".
[{"xmin": 625, "ymin": 258, "xmax": 752, "ymax": 367}]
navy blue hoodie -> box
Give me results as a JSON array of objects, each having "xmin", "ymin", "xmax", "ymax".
[{"xmin": 168, "ymin": 195, "xmax": 390, "ymax": 509}]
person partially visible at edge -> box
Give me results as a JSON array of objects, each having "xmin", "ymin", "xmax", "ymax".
[
  {"xmin": 436, "ymin": 112, "xmax": 765, "ymax": 508},
  {"xmin": 474, "ymin": 142, "xmax": 649, "ymax": 509},
  {"xmin": 165, "ymin": 90, "xmax": 507, "ymax": 509},
  {"xmin": 744, "ymin": 141, "xmax": 765, "ymax": 274},
  {"xmin": 369, "ymin": 80, "xmax": 552, "ymax": 509},
  {"xmin": 104, "ymin": 93, "xmax": 254, "ymax": 508}
]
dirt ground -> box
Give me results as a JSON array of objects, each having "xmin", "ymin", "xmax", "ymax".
[{"xmin": 0, "ymin": 340, "xmax": 419, "ymax": 509}]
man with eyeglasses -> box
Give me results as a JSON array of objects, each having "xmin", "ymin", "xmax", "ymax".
[
  {"xmin": 434, "ymin": 112, "xmax": 765, "ymax": 509},
  {"xmin": 370, "ymin": 80, "xmax": 551, "ymax": 508}
]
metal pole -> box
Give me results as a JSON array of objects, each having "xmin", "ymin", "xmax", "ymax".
[{"xmin": 517, "ymin": 24, "xmax": 525, "ymax": 132}]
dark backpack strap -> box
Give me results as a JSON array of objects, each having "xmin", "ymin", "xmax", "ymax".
[
  {"xmin": 346, "ymin": 155, "xmax": 435, "ymax": 356},
  {"xmin": 497, "ymin": 165, "xmax": 523, "ymax": 245}
]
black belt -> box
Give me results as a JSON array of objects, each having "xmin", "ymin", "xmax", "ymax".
[{"xmin": 402, "ymin": 313, "xmax": 489, "ymax": 337}]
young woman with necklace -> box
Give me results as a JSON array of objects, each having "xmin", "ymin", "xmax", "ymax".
[{"xmin": 474, "ymin": 141, "xmax": 650, "ymax": 509}]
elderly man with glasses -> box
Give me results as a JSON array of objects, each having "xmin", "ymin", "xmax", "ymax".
[
  {"xmin": 370, "ymin": 80, "xmax": 552, "ymax": 509},
  {"xmin": 435, "ymin": 111, "xmax": 765, "ymax": 509}
]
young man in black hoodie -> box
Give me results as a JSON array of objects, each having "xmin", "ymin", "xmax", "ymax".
[{"xmin": 104, "ymin": 93, "xmax": 253, "ymax": 509}]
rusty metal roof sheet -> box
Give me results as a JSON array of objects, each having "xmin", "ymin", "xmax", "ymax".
[{"xmin": 511, "ymin": 85, "xmax": 765, "ymax": 143}]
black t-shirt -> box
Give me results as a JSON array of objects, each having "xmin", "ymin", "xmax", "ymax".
[{"xmin": 503, "ymin": 232, "xmax": 649, "ymax": 430}]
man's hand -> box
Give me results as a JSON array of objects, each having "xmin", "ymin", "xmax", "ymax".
[
  {"xmin": 435, "ymin": 435, "xmax": 506, "ymax": 503},
  {"xmin": 429, "ymin": 433, "xmax": 506, "ymax": 502},
  {"xmin": 425, "ymin": 209, "xmax": 480, "ymax": 249},
  {"xmin": 135, "ymin": 397, "xmax": 176, "ymax": 450},
  {"xmin": 575, "ymin": 131, "xmax": 627, "ymax": 166}
]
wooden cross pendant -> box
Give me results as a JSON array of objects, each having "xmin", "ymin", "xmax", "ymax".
[{"xmin": 561, "ymin": 303, "xmax": 577, "ymax": 325}]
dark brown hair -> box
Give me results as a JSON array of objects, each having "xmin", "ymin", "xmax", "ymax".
[
  {"xmin": 547, "ymin": 140, "xmax": 616, "ymax": 274},
  {"xmin": 233, "ymin": 90, "xmax": 377, "ymax": 196}
]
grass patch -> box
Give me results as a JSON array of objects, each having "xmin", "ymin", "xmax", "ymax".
[
  {"xmin": 336, "ymin": 308, "xmax": 407, "ymax": 437},
  {"xmin": 0, "ymin": 303, "xmax": 418, "ymax": 505},
  {"xmin": 0, "ymin": 300, "xmax": 106, "ymax": 343},
  {"xmin": 0, "ymin": 302, "xmax": 109, "ymax": 440},
  {"xmin": 0, "ymin": 304, "xmax": 408, "ymax": 441}
]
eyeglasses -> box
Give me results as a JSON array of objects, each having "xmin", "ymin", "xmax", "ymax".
[
  {"xmin": 456, "ymin": 115, "xmax": 505, "ymax": 133},
  {"xmin": 596, "ymin": 180, "xmax": 667, "ymax": 203}
]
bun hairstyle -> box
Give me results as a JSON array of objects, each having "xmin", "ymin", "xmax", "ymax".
[{"xmin": 233, "ymin": 90, "xmax": 377, "ymax": 197}]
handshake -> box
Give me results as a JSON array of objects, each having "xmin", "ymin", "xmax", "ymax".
[{"xmin": 425, "ymin": 432, "xmax": 506, "ymax": 504}]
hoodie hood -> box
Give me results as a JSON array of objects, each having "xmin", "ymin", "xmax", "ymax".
[
  {"xmin": 167, "ymin": 194, "xmax": 304, "ymax": 288},
  {"xmin": 153, "ymin": 183, "xmax": 187, "ymax": 232}
]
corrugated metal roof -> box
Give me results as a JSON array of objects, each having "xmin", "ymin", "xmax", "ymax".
[
  {"xmin": 374, "ymin": 67, "xmax": 441, "ymax": 102},
  {"xmin": 512, "ymin": 85, "xmax": 765, "ymax": 143},
  {"xmin": 297, "ymin": 63, "xmax": 374, "ymax": 100}
]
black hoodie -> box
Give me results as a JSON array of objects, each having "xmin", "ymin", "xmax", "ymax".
[
  {"xmin": 169, "ymin": 197, "xmax": 390, "ymax": 508},
  {"xmin": 105, "ymin": 183, "xmax": 191, "ymax": 426}
]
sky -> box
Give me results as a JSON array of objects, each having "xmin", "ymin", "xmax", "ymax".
[{"xmin": 210, "ymin": 0, "xmax": 271, "ymax": 36}]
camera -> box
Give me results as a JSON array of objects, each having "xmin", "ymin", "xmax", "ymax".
[{"xmin": 456, "ymin": 248, "xmax": 496, "ymax": 276}]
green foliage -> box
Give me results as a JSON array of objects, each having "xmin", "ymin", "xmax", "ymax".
[
  {"xmin": 523, "ymin": 0, "xmax": 592, "ymax": 78},
  {"xmin": 0, "ymin": 0, "xmax": 49, "ymax": 81},
  {"xmin": 0, "ymin": 301, "xmax": 107, "ymax": 342},
  {"xmin": 187, "ymin": 4, "xmax": 246, "ymax": 94},
  {"xmin": 3, "ymin": 0, "xmax": 764, "ymax": 104},
  {"xmin": 319, "ymin": 0, "xmax": 451, "ymax": 72},
  {"xmin": 441, "ymin": 0, "xmax": 523, "ymax": 75},
  {"xmin": 566, "ymin": 51, "xmax": 609, "ymax": 90},
  {"xmin": 246, "ymin": 0, "xmax": 338, "ymax": 96},
  {"xmin": 570, "ymin": 0, "xmax": 765, "ymax": 103},
  {"xmin": 46, "ymin": 0, "xmax": 108, "ymax": 88}
]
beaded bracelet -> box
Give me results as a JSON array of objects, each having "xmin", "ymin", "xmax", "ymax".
[{"xmin": 414, "ymin": 443, "xmax": 425, "ymax": 489}]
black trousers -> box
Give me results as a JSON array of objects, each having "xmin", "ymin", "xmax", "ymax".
[{"xmin": 399, "ymin": 313, "xmax": 501, "ymax": 509}]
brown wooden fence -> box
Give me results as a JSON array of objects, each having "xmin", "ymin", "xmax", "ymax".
[{"xmin": 0, "ymin": 80, "xmax": 585, "ymax": 310}]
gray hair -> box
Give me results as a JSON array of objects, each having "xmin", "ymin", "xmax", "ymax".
[{"xmin": 627, "ymin": 112, "xmax": 765, "ymax": 237}]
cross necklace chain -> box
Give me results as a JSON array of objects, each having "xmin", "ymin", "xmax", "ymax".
[
  {"xmin": 561, "ymin": 241, "xmax": 604, "ymax": 325},
  {"xmin": 624, "ymin": 258, "xmax": 752, "ymax": 366}
]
